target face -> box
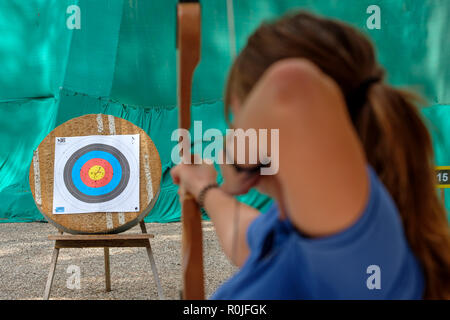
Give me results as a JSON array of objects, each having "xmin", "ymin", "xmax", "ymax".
[{"xmin": 53, "ymin": 135, "xmax": 140, "ymax": 214}]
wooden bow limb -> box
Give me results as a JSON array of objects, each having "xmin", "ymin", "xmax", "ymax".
[{"xmin": 176, "ymin": 0, "xmax": 204, "ymax": 300}]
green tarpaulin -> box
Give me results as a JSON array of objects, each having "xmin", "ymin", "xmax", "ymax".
[{"xmin": 0, "ymin": 0, "xmax": 449, "ymax": 223}]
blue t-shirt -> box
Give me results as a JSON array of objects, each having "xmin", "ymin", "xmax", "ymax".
[{"xmin": 211, "ymin": 166, "xmax": 424, "ymax": 299}]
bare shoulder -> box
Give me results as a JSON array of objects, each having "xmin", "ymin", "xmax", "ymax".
[{"xmin": 255, "ymin": 58, "xmax": 343, "ymax": 108}]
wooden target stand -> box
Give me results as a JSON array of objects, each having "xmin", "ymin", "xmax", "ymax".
[{"xmin": 29, "ymin": 114, "xmax": 164, "ymax": 300}]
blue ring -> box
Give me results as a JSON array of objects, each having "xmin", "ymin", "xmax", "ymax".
[{"xmin": 71, "ymin": 151, "xmax": 122, "ymax": 196}]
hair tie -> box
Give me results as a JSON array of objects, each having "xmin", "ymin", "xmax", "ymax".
[
  {"xmin": 346, "ymin": 76, "xmax": 382, "ymax": 122},
  {"xmin": 358, "ymin": 76, "xmax": 381, "ymax": 93}
]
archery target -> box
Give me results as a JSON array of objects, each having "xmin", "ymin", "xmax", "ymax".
[{"xmin": 53, "ymin": 134, "xmax": 140, "ymax": 214}]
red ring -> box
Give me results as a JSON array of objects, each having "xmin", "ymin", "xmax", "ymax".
[{"xmin": 80, "ymin": 158, "xmax": 113, "ymax": 188}]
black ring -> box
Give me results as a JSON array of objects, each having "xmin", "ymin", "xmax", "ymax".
[{"xmin": 63, "ymin": 143, "xmax": 131, "ymax": 203}]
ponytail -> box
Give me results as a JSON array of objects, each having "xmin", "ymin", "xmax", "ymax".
[{"xmin": 357, "ymin": 83, "xmax": 450, "ymax": 299}]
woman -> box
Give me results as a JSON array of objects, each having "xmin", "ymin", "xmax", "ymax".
[{"xmin": 171, "ymin": 11, "xmax": 450, "ymax": 299}]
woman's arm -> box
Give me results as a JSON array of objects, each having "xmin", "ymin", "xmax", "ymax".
[
  {"xmin": 172, "ymin": 57, "xmax": 369, "ymax": 263},
  {"xmin": 234, "ymin": 58, "xmax": 369, "ymax": 238},
  {"xmin": 203, "ymin": 188, "xmax": 259, "ymax": 267},
  {"xmin": 170, "ymin": 161, "xmax": 259, "ymax": 267}
]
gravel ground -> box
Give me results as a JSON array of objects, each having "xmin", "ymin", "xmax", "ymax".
[{"xmin": 0, "ymin": 221, "xmax": 236, "ymax": 300}]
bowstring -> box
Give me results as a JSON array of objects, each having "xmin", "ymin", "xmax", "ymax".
[{"xmin": 231, "ymin": 197, "xmax": 240, "ymax": 265}]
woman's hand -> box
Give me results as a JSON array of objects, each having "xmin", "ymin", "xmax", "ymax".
[
  {"xmin": 219, "ymin": 150, "xmax": 260, "ymax": 195},
  {"xmin": 220, "ymin": 163, "xmax": 260, "ymax": 196},
  {"xmin": 170, "ymin": 157, "xmax": 218, "ymax": 201}
]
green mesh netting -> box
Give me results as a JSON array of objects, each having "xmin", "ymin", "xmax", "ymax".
[{"xmin": 0, "ymin": 0, "xmax": 449, "ymax": 223}]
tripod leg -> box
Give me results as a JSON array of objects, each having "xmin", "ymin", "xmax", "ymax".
[
  {"xmin": 145, "ymin": 243, "xmax": 164, "ymax": 300},
  {"xmin": 104, "ymin": 247, "xmax": 111, "ymax": 292},
  {"xmin": 43, "ymin": 247, "xmax": 60, "ymax": 300},
  {"xmin": 139, "ymin": 220, "xmax": 147, "ymax": 233},
  {"xmin": 140, "ymin": 221, "xmax": 164, "ymax": 299}
]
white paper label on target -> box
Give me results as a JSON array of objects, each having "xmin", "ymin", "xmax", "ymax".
[{"xmin": 53, "ymin": 134, "xmax": 140, "ymax": 214}]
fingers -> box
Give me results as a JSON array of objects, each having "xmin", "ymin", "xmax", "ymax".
[
  {"xmin": 170, "ymin": 164, "xmax": 182, "ymax": 185},
  {"xmin": 171, "ymin": 164, "xmax": 191, "ymax": 200}
]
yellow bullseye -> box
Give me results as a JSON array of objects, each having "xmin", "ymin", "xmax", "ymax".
[{"xmin": 88, "ymin": 165, "xmax": 105, "ymax": 181}]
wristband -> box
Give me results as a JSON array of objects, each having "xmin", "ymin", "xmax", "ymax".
[{"xmin": 197, "ymin": 183, "xmax": 220, "ymax": 208}]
